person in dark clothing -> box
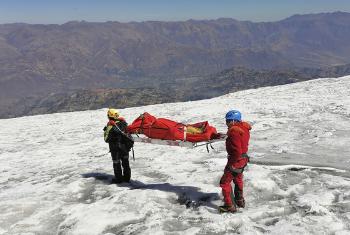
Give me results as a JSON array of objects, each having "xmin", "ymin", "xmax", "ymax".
[{"xmin": 104, "ymin": 108, "xmax": 133, "ymax": 183}]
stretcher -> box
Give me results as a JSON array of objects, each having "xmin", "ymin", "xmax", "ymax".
[
  {"xmin": 127, "ymin": 112, "xmax": 227, "ymax": 151},
  {"xmin": 131, "ymin": 133, "xmax": 226, "ymax": 150}
]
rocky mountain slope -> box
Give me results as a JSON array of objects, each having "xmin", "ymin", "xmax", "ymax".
[
  {"xmin": 1, "ymin": 12, "xmax": 350, "ymax": 95},
  {"xmin": 1, "ymin": 12, "xmax": 350, "ymax": 118},
  {"xmin": 3, "ymin": 63, "xmax": 350, "ymax": 118}
]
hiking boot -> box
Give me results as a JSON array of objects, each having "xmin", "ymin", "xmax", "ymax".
[
  {"xmin": 235, "ymin": 198, "xmax": 245, "ymax": 208},
  {"xmin": 112, "ymin": 178, "xmax": 123, "ymax": 184},
  {"xmin": 122, "ymin": 177, "xmax": 130, "ymax": 183},
  {"xmin": 122, "ymin": 172, "xmax": 131, "ymax": 183},
  {"xmin": 219, "ymin": 204, "xmax": 237, "ymax": 213},
  {"xmin": 234, "ymin": 188, "xmax": 245, "ymax": 208}
]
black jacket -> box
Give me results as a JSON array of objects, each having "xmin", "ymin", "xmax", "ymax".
[{"xmin": 104, "ymin": 119, "xmax": 133, "ymax": 154}]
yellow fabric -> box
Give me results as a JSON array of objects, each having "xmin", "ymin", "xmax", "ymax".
[
  {"xmin": 186, "ymin": 125, "xmax": 204, "ymax": 134},
  {"xmin": 104, "ymin": 125, "xmax": 113, "ymax": 142}
]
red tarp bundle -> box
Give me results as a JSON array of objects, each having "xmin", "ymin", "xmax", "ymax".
[{"xmin": 127, "ymin": 112, "xmax": 218, "ymax": 143}]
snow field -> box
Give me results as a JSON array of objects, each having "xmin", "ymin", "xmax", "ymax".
[{"xmin": 1, "ymin": 76, "xmax": 350, "ymax": 234}]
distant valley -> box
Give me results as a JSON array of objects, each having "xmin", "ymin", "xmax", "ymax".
[{"xmin": 3, "ymin": 64, "xmax": 350, "ymax": 118}]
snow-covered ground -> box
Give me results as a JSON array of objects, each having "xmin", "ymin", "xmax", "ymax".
[{"xmin": 1, "ymin": 76, "xmax": 350, "ymax": 235}]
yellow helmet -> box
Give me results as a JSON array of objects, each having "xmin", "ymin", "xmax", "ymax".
[{"xmin": 107, "ymin": 108, "xmax": 119, "ymax": 119}]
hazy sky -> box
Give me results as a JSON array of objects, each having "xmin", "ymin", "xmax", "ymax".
[{"xmin": 1, "ymin": 0, "xmax": 350, "ymax": 24}]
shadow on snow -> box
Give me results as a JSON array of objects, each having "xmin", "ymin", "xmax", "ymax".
[{"xmin": 82, "ymin": 172, "xmax": 220, "ymax": 209}]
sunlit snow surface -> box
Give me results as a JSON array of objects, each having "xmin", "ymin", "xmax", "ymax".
[{"xmin": 1, "ymin": 76, "xmax": 350, "ymax": 235}]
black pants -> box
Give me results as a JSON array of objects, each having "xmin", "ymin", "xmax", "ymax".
[{"xmin": 111, "ymin": 150, "xmax": 131, "ymax": 183}]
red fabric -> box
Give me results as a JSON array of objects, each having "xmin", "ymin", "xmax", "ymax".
[
  {"xmin": 220, "ymin": 121, "xmax": 251, "ymax": 206},
  {"xmin": 225, "ymin": 121, "xmax": 251, "ymax": 163},
  {"xmin": 127, "ymin": 112, "xmax": 218, "ymax": 142},
  {"xmin": 220, "ymin": 171, "xmax": 244, "ymax": 206},
  {"xmin": 108, "ymin": 120, "xmax": 116, "ymax": 126},
  {"xmin": 108, "ymin": 117, "xmax": 125, "ymax": 126},
  {"xmin": 118, "ymin": 117, "xmax": 126, "ymax": 122}
]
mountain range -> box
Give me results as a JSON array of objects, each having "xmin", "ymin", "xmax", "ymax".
[{"xmin": 1, "ymin": 11, "xmax": 350, "ymax": 118}]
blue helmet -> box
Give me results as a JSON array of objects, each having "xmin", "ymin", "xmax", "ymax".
[{"xmin": 225, "ymin": 110, "xmax": 242, "ymax": 122}]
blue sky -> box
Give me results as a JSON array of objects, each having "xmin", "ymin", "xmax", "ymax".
[{"xmin": 1, "ymin": 0, "xmax": 350, "ymax": 24}]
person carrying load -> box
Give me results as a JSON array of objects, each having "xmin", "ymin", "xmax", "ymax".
[
  {"xmin": 104, "ymin": 108, "xmax": 134, "ymax": 183},
  {"xmin": 219, "ymin": 110, "xmax": 251, "ymax": 213}
]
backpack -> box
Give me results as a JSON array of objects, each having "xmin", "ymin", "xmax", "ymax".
[
  {"xmin": 114, "ymin": 123, "xmax": 134, "ymax": 153},
  {"xmin": 121, "ymin": 134, "xmax": 134, "ymax": 152}
]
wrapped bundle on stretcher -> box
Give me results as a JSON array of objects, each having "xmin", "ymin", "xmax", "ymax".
[{"xmin": 127, "ymin": 112, "xmax": 224, "ymax": 148}]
